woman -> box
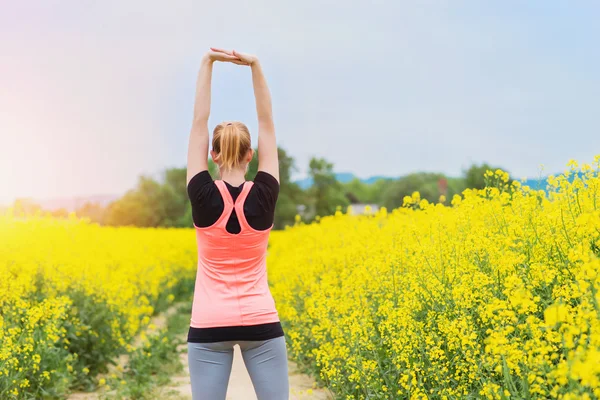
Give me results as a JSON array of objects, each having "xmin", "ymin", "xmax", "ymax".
[{"xmin": 185, "ymin": 47, "xmax": 289, "ymax": 400}]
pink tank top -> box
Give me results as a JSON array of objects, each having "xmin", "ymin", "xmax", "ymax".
[{"xmin": 190, "ymin": 179, "xmax": 280, "ymax": 328}]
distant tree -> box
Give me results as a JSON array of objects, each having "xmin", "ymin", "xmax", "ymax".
[
  {"xmin": 274, "ymin": 148, "xmax": 305, "ymax": 228},
  {"xmin": 369, "ymin": 179, "xmax": 393, "ymax": 204},
  {"xmin": 76, "ymin": 202, "xmax": 106, "ymax": 224},
  {"xmin": 50, "ymin": 208, "xmax": 69, "ymax": 218},
  {"xmin": 104, "ymin": 167, "xmax": 194, "ymax": 228},
  {"xmin": 162, "ymin": 168, "xmax": 191, "ymax": 227},
  {"xmin": 446, "ymin": 177, "xmax": 468, "ymax": 199},
  {"xmin": 464, "ymin": 163, "xmax": 511, "ymax": 189},
  {"xmin": 307, "ymin": 157, "xmax": 349, "ymax": 219},
  {"xmin": 345, "ymin": 190, "xmax": 361, "ymax": 204},
  {"xmin": 11, "ymin": 198, "xmax": 42, "ymax": 216},
  {"xmin": 104, "ymin": 176, "xmax": 170, "ymax": 227},
  {"xmin": 343, "ymin": 178, "xmax": 369, "ymax": 204},
  {"xmin": 382, "ymin": 172, "xmax": 449, "ymax": 210},
  {"xmin": 342, "ymin": 177, "xmax": 392, "ymax": 205}
]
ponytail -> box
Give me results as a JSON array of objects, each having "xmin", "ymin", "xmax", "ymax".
[
  {"xmin": 212, "ymin": 122, "xmax": 252, "ymax": 172},
  {"xmin": 220, "ymin": 124, "xmax": 241, "ymax": 171}
]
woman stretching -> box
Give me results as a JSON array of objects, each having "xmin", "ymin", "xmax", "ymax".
[{"xmin": 185, "ymin": 47, "xmax": 289, "ymax": 400}]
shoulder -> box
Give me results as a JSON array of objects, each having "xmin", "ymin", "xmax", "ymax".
[
  {"xmin": 245, "ymin": 171, "xmax": 279, "ymax": 214},
  {"xmin": 243, "ymin": 172, "xmax": 278, "ymax": 225},
  {"xmin": 252, "ymin": 171, "xmax": 279, "ymax": 193},
  {"xmin": 187, "ymin": 170, "xmax": 217, "ymax": 203},
  {"xmin": 187, "ymin": 170, "xmax": 213, "ymax": 188}
]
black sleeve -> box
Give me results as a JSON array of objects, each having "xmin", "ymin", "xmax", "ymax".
[
  {"xmin": 187, "ymin": 170, "xmax": 224, "ymax": 227},
  {"xmin": 187, "ymin": 170, "xmax": 213, "ymax": 207},
  {"xmin": 252, "ymin": 171, "xmax": 280, "ymax": 214}
]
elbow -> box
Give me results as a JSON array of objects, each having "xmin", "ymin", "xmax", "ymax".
[
  {"xmin": 192, "ymin": 116, "xmax": 209, "ymax": 128},
  {"xmin": 258, "ymin": 118, "xmax": 275, "ymax": 133}
]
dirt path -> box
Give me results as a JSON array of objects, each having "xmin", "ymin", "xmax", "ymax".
[
  {"xmin": 69, "ymin": 304, "xmax": 332, "ymax": 399},
  {"xmin": 164, "ymin": 341, "xmax": 332, "ymax": 399}
]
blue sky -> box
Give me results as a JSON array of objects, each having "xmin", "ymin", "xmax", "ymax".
[{"xmin": 1, "ymin": 0, "xmax": 599, "ymax": 203}]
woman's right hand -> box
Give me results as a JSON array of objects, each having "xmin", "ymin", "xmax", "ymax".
[{"xmin": 210, "ymin": 48, "xmax": 258, "ymax": 66}]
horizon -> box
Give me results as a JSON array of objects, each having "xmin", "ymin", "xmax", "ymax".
[
  {"xmin": 1, "ymin": 1, "xmax": 599, "ymax": 204},
  {"xmin": 1, "ymin": 165, "xmax": 572, "ymax": 208}
]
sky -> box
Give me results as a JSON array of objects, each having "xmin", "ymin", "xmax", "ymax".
[{"xmin": 1, "ymin": 0, "xmax": 599, "ymax": 204}]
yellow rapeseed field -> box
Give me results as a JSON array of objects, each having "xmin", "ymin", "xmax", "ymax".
[
  {"xmin": 0, "ymin": 216, "xmax": 196, "ymax": 398},
  {"xmin": 2, "ymin": 156, "xmax": 600, "ymax": 399},
  {"xmin": 268, "ymin": 157, "xmax": 600, "ymax": 399}
]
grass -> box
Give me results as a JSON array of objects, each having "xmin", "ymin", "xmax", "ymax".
[{"xmin": 94, "ymin": 302, "xmax": 192, "ymax": 400}]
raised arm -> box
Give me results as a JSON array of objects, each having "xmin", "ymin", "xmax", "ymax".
[
  {"xmin": 230, "ymin": 50, "xmax": 279, "ymax": 183},
  {"xmin": 187, "ymin": 50, "xmax": 248, "ymax": 185},
  {"xmin": 186, "ymin": 55, "xmax": 212, "ymax": 185}
]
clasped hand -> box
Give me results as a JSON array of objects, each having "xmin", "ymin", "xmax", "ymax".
[{"xmin": 205, "ymin": 47, "xmax": 257, "ymax": 66}]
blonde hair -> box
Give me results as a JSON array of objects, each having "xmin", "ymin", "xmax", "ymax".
[{"xmin": 212, "ymin": 121, "xmax": 252, "ymax": 172}]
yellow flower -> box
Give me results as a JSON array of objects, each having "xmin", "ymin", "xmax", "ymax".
[{"xmin": 544, "ymin": 303, "xmax": 569, "ymax": 326}]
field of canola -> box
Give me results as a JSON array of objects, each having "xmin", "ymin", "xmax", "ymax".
[
  {"xmin": 268, "ymin": 159, "xmax": 600, "ymax": 399},
  {"xmin": 2, "ymin": 157, "xmax": 600, "ymax": 399},
  {"xmin": 0, "ymin": 218, "xmax": 197, "ymax": 398}
]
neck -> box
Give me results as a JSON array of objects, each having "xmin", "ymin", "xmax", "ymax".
[{"xmin": 219, "ymin": 168, "xmax": 246, "ymax": 186}]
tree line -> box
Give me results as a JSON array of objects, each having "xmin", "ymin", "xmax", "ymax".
[{"xmin": 10, "ymin": 147, "xmax": 508, "ymax": 229}]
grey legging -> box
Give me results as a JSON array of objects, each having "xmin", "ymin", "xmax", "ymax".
[{"xmin": 187, "ymin": 336, "xmax": 289, "ymax": 400}]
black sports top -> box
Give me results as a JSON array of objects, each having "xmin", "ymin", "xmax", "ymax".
[{"xmin": 186, "ymin": 170, "xmax": 284, "ymax": 343}]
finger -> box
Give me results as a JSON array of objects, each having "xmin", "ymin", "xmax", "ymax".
[
  {"xmin": 232, "ymin": 50, "xmax": 243, "ymax": 59},
  {"xmin": 219, "ymin": 55, "xmax": 247, "ymax": 65},
  {"xmin": 222, "ymin": 55, "xmax": 243, "ymax": 62},
  {"xmin": 211, "ymin": 47, "xmax": 233, "ymax": 55},
  {"xmin": 213, "ymin": 53, "xmax": 237, "ymax": 60}
]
